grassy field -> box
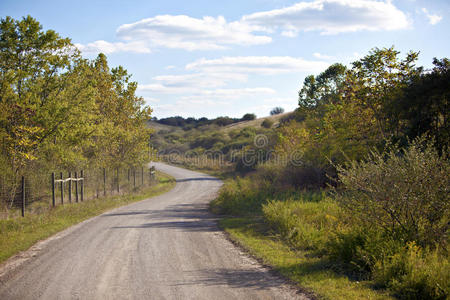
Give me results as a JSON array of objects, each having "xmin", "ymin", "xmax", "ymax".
[
  {"xmin": 221, "ymin": 111, "xmax": 292, "ymax": 132},
  {"xmin": 209, "ymin": 178, "xmax": 397, "ymax": 299},
  {"xmin": 211, "ymin": 169, "xmax": 449, "ymax": 300},
  {"xmin": 220, "ymin": 217, "xmax": 394, "ymax": 300},
  {"xmin": 0, "ymin": 171, "xmax": 175, "ymax": 264}
]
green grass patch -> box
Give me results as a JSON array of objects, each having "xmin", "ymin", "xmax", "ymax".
[
  {"xmin": 219, "ymin": 217, "xmax": 394, "ymax": 300},
  {"xmin": 0, "ymin": 171, "xmax": 175, "ymax": 264}
]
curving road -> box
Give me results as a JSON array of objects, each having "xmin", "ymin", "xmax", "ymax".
[{"xmin": 0, "ymin": 163, "xmax": 306, "ymax": 299}]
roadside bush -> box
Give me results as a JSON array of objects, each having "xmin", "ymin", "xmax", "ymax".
[
  {"xmin": 282, "ymin": 165, "xmax": 327, "ymax": 189},
  {"xmin": 331, "ymin": 136, "xmax": 450, "ymax": 298},
  {"xmin": 373, "ymin": 243, "xmax": 449, "ymax": 300},
  {"xmin": 335, "ymin": 136, "xmax": 449, "ymax": 249},
  {"xmin": 262, "ymin": 193, "xmax": 340, "ymax": 252},
  {"xmin": 210, "ymin": 177, "xmax": 276, "ymax": 215},
  {"xmin": 261, "ymin": 119, "xmax": 274, "ymax": 128},
  {"xmin": 327, "ymin": 227, "xmax": 404, "ymax": 276}
]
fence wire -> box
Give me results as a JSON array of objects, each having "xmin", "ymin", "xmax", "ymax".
[{"xmin": 0, "ymin": 166, "xmax": 157, "ymax": 219}]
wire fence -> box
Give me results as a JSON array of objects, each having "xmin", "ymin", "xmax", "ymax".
[{"xmin": 0, "ymin": 166, "xmax": 156, "ymax": 219}]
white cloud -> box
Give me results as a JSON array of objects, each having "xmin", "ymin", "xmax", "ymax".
[
  {"xmin": 138, "ymin": 72, "xmax": 248, "ymax": 94},
  {"xmin": 186, "ymin": 56, "xmax": 329, "ymax": 74},
  {"xmin": 150, "ymin": 88, "xmax": 277, "ymax": 118},
  {"xmin": 199, "ymin": 87, "xmax": 276, "ymax": 99},
  {"xmin": 141, "ymin": 83, "xmax": 274, "ymax": 98},
  {"xmin": 422, "ymin": 8, "xmax": 442, "ymax": 25},
  {"xmin": 281, "ymin": 30, "xmax": 298, "ymax": 37},
  {"xmin": 138, "ymin": 83, "xmax": 197, "ymax": 94},
  {"xmin": 242, "ymin": 0, "xmax": 410, "ymax": 35},
  {"xmin": 153, "ymin": 73, "xmax": 247, "ymax": 88},
  {"xmin": 74, "ymin": 40, "xmax": 150, "ymax": 54},
  {"xmin": 116, "ymin": 15, "xmax": 271, "ymax": 51},
  {"xmin": 77, "ymin": 0, "xmax": 411, "ymax": 54},
  {"xmin": 139, "ymin": 55, "xmax": 324, "ymax": 110},
  {"xmin": 313, "ymin": 52, "xmax": 334, "ymax": 60}
]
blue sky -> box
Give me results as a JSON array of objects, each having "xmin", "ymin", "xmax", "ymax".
[{"xmin": 1, "ymin": 0, "xmax": 449, "ymax": 118}]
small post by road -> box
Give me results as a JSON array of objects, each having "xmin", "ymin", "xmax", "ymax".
[
  {"xmin": 117, "ymin": 167, "xmax": 120, "ymax": 194},
  {"xmin": 103, "ymin": 168, "xmax": 106, "ymax": 196},
  {"xmin": 21, "ymin": 176, "xmax": 25, "ymax": 217},
  {"xmin": 75, "ymin": 171, "xmax": 78, "ymax": 203},
  {"xmin": 141, "ymin": 166, "xmax": 144, "ymax": 186},
  {"xmin": 68, "ymin": 172, "xmax": 72, "ymax": 203},
  {"xmin": 80, "ymin": 170, "xmax": 84, "ymax": 202},
  {"xmin": 51, "ymin": 172, "xmax": 55, "ymax": 207},
  {"xmin": 60, "ymin": 172, "xmax": 64, "ymax": 205},
  {"xmin": 133, "ymin": 169, "xmax": 136, "ymax": 188}
]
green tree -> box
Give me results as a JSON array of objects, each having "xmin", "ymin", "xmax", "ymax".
[
  {"xmin": 0, "ymin": 16, "xmax": 86, "ymax": 187},
  {"xmin": 393, "ymin": 58, "xmax": 449, "ymax": 151},
  {"xmin": 242, "ymin": 113, "xmax": 256, "ymax": 121},
  {"xmin": 344, "ymin": 47, "xmax": 421, "ymax": 139},
  {"xmin": 0, "ymin": 16, "xmax": 153, "ymax": 211},
  {"xmin": 298, "ymin": 63, "xmax": 346, "ymax": 111},
  {"xmin": 270, "ymin": 107, "xmax": 284, "ymax": 115}
]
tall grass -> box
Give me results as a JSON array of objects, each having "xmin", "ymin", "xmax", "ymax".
[
  {"xmin": 262, "ymin": 193, "xmax": 340, "ymax": 252},
  {"xmin": 212, "ymin": 144, "xmax": 449, "ymax": 299}
]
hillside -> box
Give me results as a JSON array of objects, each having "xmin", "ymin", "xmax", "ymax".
[
  {"xmin": 149, "ymin": 111, "xmax": 293, "ymax": 133},
  {"xmin": 222, "ymin": 112, "xmax": 292, "ymax": 132},
  {"xmin": 147, "ymin": 120, "xmax": 178, "ymax": 132},
  {"xmin": 148, "ymin": 112, "xmax": 295, "ymax": 170}
]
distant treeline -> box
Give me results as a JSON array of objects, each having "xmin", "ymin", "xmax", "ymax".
[{"xmin": 153, "ymin": 113, "xmax": 257, "ymax": 129}]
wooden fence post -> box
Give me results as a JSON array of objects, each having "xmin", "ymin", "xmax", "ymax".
[
  {"xmin": 141, "ymin": 167, "xmax": 144, "ymax": 186},
  {"xmin": 21, "ymin": 176, "xmax": 25, "ymax": 217},
  {"xmin": 117, "ymin": 168, "xmax": 120, "ymax": 194},
  {"xmin": 75, "ymin": 171, "xmax": 78, "ymax": 203},
  {"xmin": 51, "ymin": 172, "xmax": 55, "ymax": 207},
  {"xmin": 68, "ymin": 172, "xmax": 72, "ymax": 203},
  {"xmin": 133, "ymin": 169, "xmax": 136, "ymax": 188},
  {"xmin": 103, "ymin": 168, "xmax": 106, "ymax": 196},
  {"xmin": 80, "ymin": 170, "xmax": 84, "ymax": 201},
  {"xmin": 60, "ymin": 172, "xmax": 64, "ymax": 205}
]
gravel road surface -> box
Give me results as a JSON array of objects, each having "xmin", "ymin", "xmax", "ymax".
[{"xmin": 0, "ymin": 162, "xmax": 306, "ymax": 299}]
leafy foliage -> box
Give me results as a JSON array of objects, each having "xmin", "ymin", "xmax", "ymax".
[
  {"xmin": 335, "ymin": 137, "xmax": 449, "ymax": 249},
  {"xmin": 270, "ymin": 107, "xmax": 284, "ymax": 115},
  {"xmin": 391, "ymin": 58, "xmax": 449, "ymax": 151},
  {"xmin": 212, "ymin": 46, "xmax": 449, "ymax": 299},
  {"xmin": 0, "ymin": 16, "xmax": 152, "ymax": 210},
  {"xmin": 242, "ymin": 113, "xmax": 256, "ymax": 121},
  {"xmin": 261, "ymin": 119, "xmax": 273, "ymax": 128}
]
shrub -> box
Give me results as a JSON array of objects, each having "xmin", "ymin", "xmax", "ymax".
[
  {"xmin": 242, "ymin": 113, "xmax": 256, "ymax": 121},
  {"xmin": 282, "ymin": 165, "xmax": 327, "ymax": 189},
  {"xmin": 261, "ymin": 119, "xmax": 274, "ymax": 128},
  {"xmin": 372, "ymin": 243, "xmax": 449, "ymax": 299},
  {"xmin": 270, "ymin": 107, "xmax": 285, "ymax": 115},
  {"xmin": 262, "ymin": 193, "xmax": 340, "ymax": 252},
  {"xmin": 335, "ymin": 136, "xmax": 449, "ymax": 249},
  {"xmin": 327, "ymin": 226, "xmax": 404, "ymax": 276},
  {"xmin": 210, "ymin": 177, "xmax": 276, "ymax": 215}
]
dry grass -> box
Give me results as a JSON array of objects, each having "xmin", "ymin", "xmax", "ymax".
[{"xmin": 221, "ymin": 111, "xmax": 293, "ymax": 132}]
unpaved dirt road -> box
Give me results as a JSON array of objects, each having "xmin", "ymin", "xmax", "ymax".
[{"xmin": 0, "ymin": 163, "xmax": 306, "ymax": 299}]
